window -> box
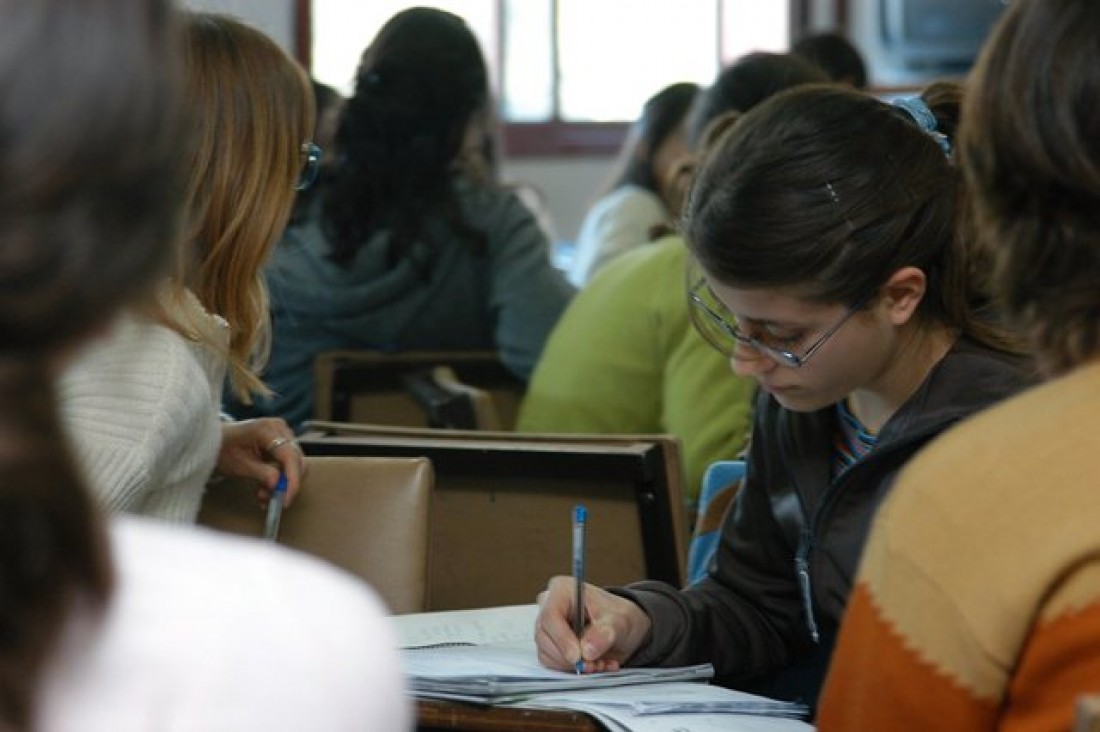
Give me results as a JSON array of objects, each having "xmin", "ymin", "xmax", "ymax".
[{"xmin": 307, "ymin": 0, "xmax": 792, "ymax": 155}]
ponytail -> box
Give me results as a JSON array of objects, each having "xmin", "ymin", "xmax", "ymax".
[{"xmin": 0, "ymin": 356, "xmax": 112, "ymax": 729}]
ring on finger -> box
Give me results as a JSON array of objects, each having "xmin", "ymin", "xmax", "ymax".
[{"xmin": 265, "ymin": 437, "xmax": 292, "ymax": 455}]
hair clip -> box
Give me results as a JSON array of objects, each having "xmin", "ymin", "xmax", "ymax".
[{"xmin": 892, "ymin": 96, "xmax": 952, "ymax": 157}]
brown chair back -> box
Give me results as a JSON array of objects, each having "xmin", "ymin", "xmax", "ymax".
[
  {"xmin": 197, "ymin": 455, "xmax": 433, "ymax": 614},
  {"xmin": 312, "ymin": 349, "xmax": 525, "ymax": 429},
  {"xmin": 298, "ymin": 422, "xmax": 688, "ymax": 611}
]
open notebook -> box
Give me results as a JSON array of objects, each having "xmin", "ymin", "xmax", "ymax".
[{"xmin": 392, "ymin": 604, "xmax": 810, "ymax": 726}]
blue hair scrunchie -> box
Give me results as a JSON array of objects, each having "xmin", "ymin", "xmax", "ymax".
[{"xmin": 892, "ymin": 96, "xmax": 952, "ymax": 157}]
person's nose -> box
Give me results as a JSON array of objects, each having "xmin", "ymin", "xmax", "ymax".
[{"xmin": 730, "ymin": 342, "xmax": 775, "ymax": 378}]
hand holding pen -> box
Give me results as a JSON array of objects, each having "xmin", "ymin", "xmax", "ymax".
[
  {"xmin": 534, "ymin": 575, "xmax": 653, "ymax": 674},
  {"xmin": 533, "ymin": 506, "xmax": 654, "ymax": 674},
  {"xmin": 216, "ymin": 418, "xmax": 305, "ymax": 507}
]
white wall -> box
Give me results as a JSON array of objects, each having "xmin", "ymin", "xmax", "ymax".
[
  {"xmin": 181, "ymin": 0, "xmax": 293, "ymax": 50},
  {"xmin": 502, "ymin": 157, "xmax": 612, "ymax": 243}
]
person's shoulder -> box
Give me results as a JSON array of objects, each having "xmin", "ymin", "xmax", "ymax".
[
  {"xmin": 946, "ymin": 338, "xmax": 1036, "ymax": 381},
  {"xmin": 887, "ymin": 363, "xmax": 1100, "ymax": 527},
  {"xmin": 454, "ymin": 176, "xmax": 528, "ymax": 218},
  {"xmin": 55, "ymin": 517, "xmax": 410, "ymax": 729},
  {"xmin": 585, "ymin": 235, "xmax": 686, "ymax": 289},
  {"xmin": 923, "ymin": 338, "xmax": 1037, "ymax": 415},
  {"xmin": 591, "ymin": 184, "xmax": 665, "ymax": 217},
  {"xmin": 60, "ymin": 312, "xmax": 209, "ymax": 426},
  {"xmin": 112, "ymin": 516, "xmax": 388, "ymax": 614}
]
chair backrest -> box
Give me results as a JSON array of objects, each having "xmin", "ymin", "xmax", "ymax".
[
  {"xmin": 298, "ymin": 422, "xmax": 689, "ymax": 611},
  {"xmin": 313, "ymin": 349, "xmax": 525, "ymax": 429},
  {"xmin": 686, "ymin": 459, "xmax": 746, "ymax": 584},
  {"xmin": 196, "ymin": 456, "xmax": 433, "ymax": 614}
]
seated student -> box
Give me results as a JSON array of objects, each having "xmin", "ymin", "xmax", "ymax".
[
  {"xmin": 231, "ymin": 7, "xmax": 575, "ymax": 428},
  {"xmin": 791, "ymin": 30, "xmax": 868, "ymax": 89},
  {"xmin": 534, "ymin": 83, "xmax": 1033, "ymax": 710},
  {"xmin": 819, "ymin": 0, "xmax": 1100, "ymax": 728},
  {"xmin": 59, "ymin": 11, "xmax": 313, "ymax": 522},
  {"xmin": 0, "ymin": 2, "xmax": 406, "ymax": 729},
  {"xmin": 517, "ymin": 52, "xmax": 827, "ymax": 512},
  {"xmin": 568, "ymin": 82, "xmax": 699, "ymax": 286}
]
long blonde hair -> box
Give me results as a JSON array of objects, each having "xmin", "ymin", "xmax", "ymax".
[{"xmin": 176, "ymin": 12, "xmax": 314, "ymax": 401}]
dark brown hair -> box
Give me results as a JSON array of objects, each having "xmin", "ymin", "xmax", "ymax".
[
  {"xmin": 961, "ymin": 0, "xmax": 1100, "ymax": 374},
  {"xmin": 322, "ymin": 7, "xmax": 490, "ymax": 273},
  {"xmin": 685, "ymin": 52, "xmax": 829, "ymax": 148},
  {"xmin": 601, "ymin": 82, "xmax": 700, "ymax": 202},
  {"xmin": 686, "ymin": 83, "xmax": 1017, "ymax": 353},
  {"xmin": 792, "ymin": 30, "xmax": 868, "ymax": 89},
  {"xmin": 0, "ymin": 0, "xmax": 185, "ymax": 726}
]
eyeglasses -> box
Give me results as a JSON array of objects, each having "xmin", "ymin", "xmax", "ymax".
[
  {"xmin": 687, "ymin": 276, "xmax": 863, "ymax": 368},
  {"xmin": 295, "ymin": 141, "xmax": 322, "ymax": 191}
]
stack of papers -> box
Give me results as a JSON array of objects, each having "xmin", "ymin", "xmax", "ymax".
[
  {"xmin": 508, "ymin": 682, "xmax": 812, "ymax": 730},
  {"xmin": 404, "ymin": 640, "xmax": 714, "ymax": 704},
  {"xmin": 393, "ymin": 605, "xmax": 813, "ymax": 730}
]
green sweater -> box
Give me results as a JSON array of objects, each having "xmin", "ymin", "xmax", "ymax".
[{"xmin": 517, "ymin": 236, "xmax": 754, "ymax": 510}]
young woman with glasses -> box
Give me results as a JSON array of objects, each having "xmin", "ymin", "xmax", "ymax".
[
  {"xmin": 534, "ymin": 81, "xmax": 1034, "ymax": 710},
  {"xmin": 60, "ymin": 12, "xmax": 319, "ymax": 522}
]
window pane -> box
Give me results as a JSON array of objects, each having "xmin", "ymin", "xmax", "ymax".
[
  {"xmin": 501, "ymin": 0, "xmax": 554, "ymax": 121},
  {"xmin": 556, "ymin": 0, "xmax": 720, "ymax": 122},
  {"xmin": 720, "ymin": 0, "xmax": 790, "ymax": 64},
  {"xmin": 311, "ymin": 1, "xmax": 497, "ymax": 97}
]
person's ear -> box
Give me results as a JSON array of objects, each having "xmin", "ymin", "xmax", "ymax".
[{"xmin": 878, "ymin": 266, "xmax": 926, "ymax": 325}]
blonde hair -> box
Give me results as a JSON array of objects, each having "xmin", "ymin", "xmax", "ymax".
[{"xmin": 175, "ymin": 12, "xmax": 314, "ymax": 401}]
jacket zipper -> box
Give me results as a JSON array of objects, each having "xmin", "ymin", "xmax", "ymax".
[{"xmin": 780, "ymin": 413, "xmax": 948, "ymax": 645}]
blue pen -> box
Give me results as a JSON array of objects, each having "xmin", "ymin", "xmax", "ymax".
[
  {"xmin": 263, "ymin": 473, "xmax": 288, "ymax": 541},
  {"xmin": 572, "ymin": 505, "xmax": 587, "ymax": 674}
]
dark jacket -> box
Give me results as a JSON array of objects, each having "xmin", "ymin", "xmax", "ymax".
[
  {"xmin": 227, "ymin": 176, "xmax": 574, "ymax": 427},
  {"xmin": 614, "ymin": 338, "xmax": 1033, "ymax": 706}
]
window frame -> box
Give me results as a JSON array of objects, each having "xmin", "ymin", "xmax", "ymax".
[{"xmin": 296, "ymin": 0, "xmax": 820, "ymax": 158}]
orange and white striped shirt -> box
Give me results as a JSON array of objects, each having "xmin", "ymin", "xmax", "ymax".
[{"xmin": 819, "ymin": 361, "xmax": 1100, "ymax": 731}]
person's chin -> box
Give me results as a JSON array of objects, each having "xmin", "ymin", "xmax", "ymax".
[{"xmin": 766, "ymin": 385, "xmax": 830, "ymax": 413}]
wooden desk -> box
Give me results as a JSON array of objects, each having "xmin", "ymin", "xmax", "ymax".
[{"xmin": 417, "ymin": 699, "xmax": 602, "ymax": 732}]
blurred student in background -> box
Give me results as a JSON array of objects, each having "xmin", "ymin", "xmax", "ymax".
[
  {"xmin": 820, "ymin": 0, "xmax": 1100, "ymax": 727},
  {"xmin": 535, "ymin": 82, "xmax": 1032, "ymax": 710},
  {"xmin": 60, "ymin": 11, "xmax": 312, "ymax": 522},
  {"xmin": 235, "ymin": 6, "xmax": 574, "ymax": 428},
  {"xmin": 792, "ymin": 30, "xmax": 868, "ymax": 89},
  {"xmin": 0, "ymin": 3, "xmax": 407, "ymax": 729},
  {"xmin": 518, "ymin": 53, "xmax": 827, "ymax": 516},
  {"xmin": 568, "ymin": 82, "xmax": 699, "ymax": 286}
]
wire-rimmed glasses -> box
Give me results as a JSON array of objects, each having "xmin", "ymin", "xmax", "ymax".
[
  {"xmin": 296, "ymin": 141, "xmax": 322, "ymax": 191},
  {"xmin": 686, "ymin": 267, "xmax": 863, "ymax": 368}
]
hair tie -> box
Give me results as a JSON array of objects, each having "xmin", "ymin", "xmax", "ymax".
[{"xmin": 892, "ymin": 96, "xmax": 952, "ymax": 157}]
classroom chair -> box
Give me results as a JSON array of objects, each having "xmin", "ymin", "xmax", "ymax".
[
  {"xmin": 312, "ymin": 349, "xmax": 525, "ymax": 429},
  {"xmin": 686, "ymin": 459, "xmax": 746, "ymax": 584},
  {"xmin": 298, "ymin": 421, "xmax": 689, "ymax": 610},
  {"xmin": 196, "ymin": 455, "xmax": 433, "ymax": 614}
]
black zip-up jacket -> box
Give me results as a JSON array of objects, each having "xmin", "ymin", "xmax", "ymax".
[{"xmin": 614, "ymin": 338, "xmax": 1033, "ymax": 707}]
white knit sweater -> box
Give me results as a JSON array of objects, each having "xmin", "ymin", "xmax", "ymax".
[{"xmin": 59, "ymin": 292, "xmax": 227, "ymax": 523}]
